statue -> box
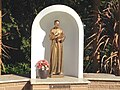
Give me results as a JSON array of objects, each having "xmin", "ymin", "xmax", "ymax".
[{"xmin": 49, "ymin": 20, "xmax": 65, "ymax": 77}]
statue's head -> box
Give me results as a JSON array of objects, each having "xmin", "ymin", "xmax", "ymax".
[{"xmin": 54, "ymin": 20, "xmax": 60, "ymax": 28}]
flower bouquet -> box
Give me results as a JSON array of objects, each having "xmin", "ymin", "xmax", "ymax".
[{"xmin": 36, "ymin": 59, "xmax": 49, "ymax": 79}]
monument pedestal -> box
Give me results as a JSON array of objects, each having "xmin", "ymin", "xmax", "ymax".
[{"xmin": 31, "ymin": 76, "xmax": 90, "ymax": 90}]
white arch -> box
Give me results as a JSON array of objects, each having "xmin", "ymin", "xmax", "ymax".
[{"xmin": 31, "ymin": 5, "xmax": 84, "ymax": 79}]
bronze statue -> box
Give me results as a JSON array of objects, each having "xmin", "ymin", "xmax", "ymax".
[{"xmin": 49, "ymin": 20, "xmax": 65, "ymax": 77}]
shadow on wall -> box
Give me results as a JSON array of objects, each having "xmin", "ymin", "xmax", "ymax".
[{"xmin": 22, "ymin": 81, "xmax": 31, "ymax": 90}]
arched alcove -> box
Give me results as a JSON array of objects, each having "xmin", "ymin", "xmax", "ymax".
[{"xmin": 31, "ymin": 5, "xmax": 84, "ymax": 79}]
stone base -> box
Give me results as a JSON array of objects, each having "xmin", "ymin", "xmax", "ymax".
[
  {"xmin": 2, "ymin": 73, "xmax": 120, "ymax": 90},
  {"xmin": 31, "ymin": 76, "xmax": 90, "ymax": 90},
  {"xmin": 0, "ymin": 74, "xmax": 30, "ymax": 90},
  {"xmin": 84, "ymin": 73, "xmax": 120, "ymax": 90},
  {"xmin": 50, "ymin": 74, "xmax": 64, "ymax": 78},
  {"xmin": 32, "ymin": 84, "xmax": 89, "ymax": 90}
]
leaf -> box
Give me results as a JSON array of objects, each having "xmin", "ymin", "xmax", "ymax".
[{"xmin": 103, "ymin": 38, "xmax": 110, "ymax": 50}]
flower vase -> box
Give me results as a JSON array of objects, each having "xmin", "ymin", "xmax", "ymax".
[{"xmin": 38, "ymin": 69, "xmax": 48, "ymax": 79}]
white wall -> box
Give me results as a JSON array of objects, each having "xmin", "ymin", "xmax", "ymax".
[{"xmin": 31, "ymin": 5, "xmax": 84, "ymax": 79}]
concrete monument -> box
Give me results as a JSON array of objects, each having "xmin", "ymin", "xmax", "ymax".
[{"xmin": 31, "ymin": 5, "xmax": 84, "ymax": 79}]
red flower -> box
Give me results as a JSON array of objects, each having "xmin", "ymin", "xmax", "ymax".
[{"xmin": 36, "ymin": 60, "xmax": 49, "ymax": 70}]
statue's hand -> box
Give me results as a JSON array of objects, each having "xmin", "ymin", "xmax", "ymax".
[{"xmin": 57, "ymin": 39, "xmax": 62, "ymax": 43}]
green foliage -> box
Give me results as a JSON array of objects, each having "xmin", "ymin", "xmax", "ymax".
[
  {"xmin": 20, "ymin": 37, "xmax": 31, "ymax": 62},
  {"xmin": 2, "ymin": 63, "xmax": 30, "ymax": 77}
]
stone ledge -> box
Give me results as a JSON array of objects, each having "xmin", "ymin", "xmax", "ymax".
[
  {"xmin": 1, "ymin": 74, "xmax": 120, "ymax": 90},
  {"xmin": 31, "ymin": 76, "xmax": 90, "ymax": 85},
  {"xmin": 0, "ymin": 74, "xmax": 30, "ymax": 84},
  {"xmin": 84, "ymin": 73, "xmax": 120, "ymax": 81}
]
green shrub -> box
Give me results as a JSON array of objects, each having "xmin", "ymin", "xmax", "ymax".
[{"xmin": 2, "ymin": 63, "xmax": 31, "ymax": 77}]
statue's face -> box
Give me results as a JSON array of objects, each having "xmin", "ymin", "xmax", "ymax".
[{"xmin": 54, "ymin": 21, "xmax": 60, "ymax": 27}]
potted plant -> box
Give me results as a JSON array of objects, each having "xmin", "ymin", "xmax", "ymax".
[{"xmin": 36, "ymin": 59, "xmax": 49, "ymax": 79}]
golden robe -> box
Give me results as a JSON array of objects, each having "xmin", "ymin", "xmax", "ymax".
[{"xmin": 49, "ymin": 27, "xmax": 65, "ymax": 75}]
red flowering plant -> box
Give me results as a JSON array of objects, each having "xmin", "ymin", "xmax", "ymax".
[{"xmin": 36, "ymin": 60, "xmax": 49, "ymax": 71}]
